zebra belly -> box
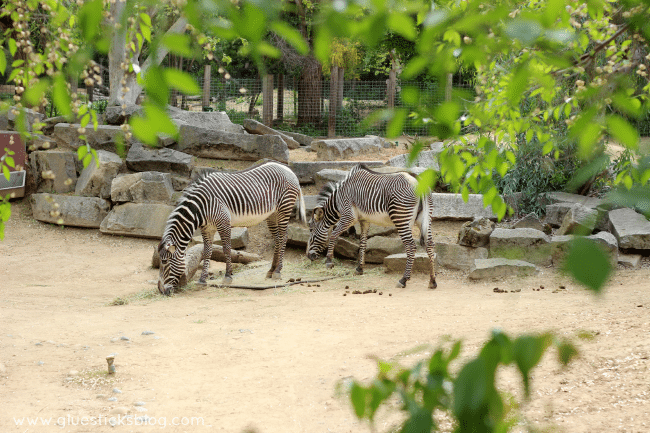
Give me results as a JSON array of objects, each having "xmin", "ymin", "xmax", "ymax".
[
  {"xmin": 355, "ymin": 209, "xmax": 394, "ymax": 227},
  {"xmin": 230, "ymin": 209, "xmax": 275, "ymax": 227}
]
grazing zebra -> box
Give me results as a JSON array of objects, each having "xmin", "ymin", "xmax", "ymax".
[
  {"xmin": 307, "ymin": 164, "xmax": 436, "ymax": 289},
  {"xmin": 157, "ymin": 160, "xmax": 306, "ymax": 295}
]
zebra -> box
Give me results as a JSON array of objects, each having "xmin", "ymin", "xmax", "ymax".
[
  {"xmin": 157, "ymin": 160, "xmax": 306, "ymax": 295},
  {"xmin": 306, "ymin": 164, "xmax": 436, "ymax": 289}
]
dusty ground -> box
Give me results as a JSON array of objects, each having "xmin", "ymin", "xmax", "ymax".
[{"xmin": 1, "ymin": 198, "xmax": 649, "ymax": 433}]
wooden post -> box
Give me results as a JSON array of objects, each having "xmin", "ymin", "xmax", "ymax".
[
  {"xmin": 445, "ymin": 72, "xmax": 453, "ymax": 101},
  {"xmin": 328, "ymin": 66, "xmax": 339, "ymax": 137},
  {"xmin": 86, "ymin": 84, "xmax": 94, "ymax": 103},
  {"xmin": 277, "ymin": 73, "xmax": 284, "ymax": 122},
  {"xmin": 337, "ymin": 68, "xmax": 344, "ymax": 109},
  {"xmin": 202, "ymin": 64, "xmax": 212, "ymax": 111},
  {"xmin": 262, "ymin": 74, "xmax": 274, "ymax": 125}
]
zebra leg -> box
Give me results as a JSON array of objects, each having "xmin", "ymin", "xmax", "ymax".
[
  {"xmin": 198, "ymin": 227, "xmax": 216, "ymax": 285},
  {"xmin": 355, "ymin": 221, "xmax": 369, "ymax": 275},
  {"xmin": 424, "ymin": 225, "xmax": 437, "ymax": 289},
  {"xmin": 270, "ymin": 216, "xmax": 290, "ymax": 280},
  {"xmin": 325, "ymin": 215, "xmax": 355, "ymax": 269},
  {"xmin": 217, "ymin": 225, "xmax": 233, "ymax": 285},
  {"xmin": 396, "ymin": 226, "xmax": 417, "ymax": 288},
  {"xmin": 266, "ymin": 216, "xmax": 280, "ymax": 279}
]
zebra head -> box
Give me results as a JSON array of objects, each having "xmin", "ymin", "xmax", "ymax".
[
  {"xmin": 307, "ymin": 207, "xmax": 330, "ymax": 261},
  {"xmin": 157, "ymin": 239, "xmax": 186, "ymax": 296}
]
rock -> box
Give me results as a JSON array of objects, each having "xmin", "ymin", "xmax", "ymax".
[
  {"xmin": 100, "ymin": 203, "xmax": 174, "ymax": 239},
  {"xmin": 457, "ymin": 217, "xmax": 495, "ymax": 247},
  {"xmin": 109, "ymin": 407, "xmax": 129, "ymax": 415},
  {"xmin": 352, "ymin": 223, "xmax": 396, "ymax": 238},
  {"xmin": 167, "ymin": 106, "xmax": 244, "ymax": 134},
  {"xmin": 2, "ymin": 105, "xmax": 44, "ymax": 131},
  {"xmin": 489, "ymin": 228, "xmax": 552, "ymax": 266},
  {"xmin": 314, "ymin": 169, "xmax": 348, "ymax": 189},
  {"xmin": 383, "ymin": 252, "xmax": 433, "ymax": 273},
  {"xmin": 435, "ymin": 243, "xmax": 488, "ymax": 271},
  {"xmin": 75, "ymin": 150, "xmax": 123, "ymax": 199},
  {"xmin": 113, "ymin": 387, "xmax": 123, "ymax": 393},
  {"xmin": 134, "ymin": 401, "xmax": 146, "ymax": 406},
  {"xmin": 152, "ymin": 243, "xmax": 262, "ymax": 269},
  {"xmin": 243, "ymin": 119, "xmax": 300, "ymax": 149},
  {"xmin": 551, "ymin": 233, "xmax": 618, "ymax": 267},
  {"xmin": 189, "ymin": 227, "xmax": 249, "ymax": 249},
  {"xmin": 303, "ymin": 195, "xmax": 320, "ymax": 219},
  {"xmin": 618, "ymin": 253, "xmax": 642, "ymax": 269},
  {"xmin": 286, "ymin": 223, "xmax": 358, "ymax": 259},
  {"xmin": 277, "ymin": 129, "xmax": 314, "ymax": 147},
  {"xmin": 365, "ymin": 236, "xmax": 404, "ymax": 264},
  {"xmin": 119, "ymin": 336, "xmax": 129, "ymax": 341},
  {"xmin": 513, "ymin": 213, "xmax": 551, "ymax": 234},
  {"xmin": 107, "ymin": 397, "xmax": 118, "ymax": 402},
  {"xmin": 545, "ymin": 202, "xmax": 576, "ymax": 227},
  {"xmin": 29, "ymin": 150, "xmax": 78, "ymax": 193},
  {"xmin": 31, "ymin": 193, "xmax": 110, "ymax": 228},
  {"xmin": 52, "ymin": 123, "xmax": 131, "ymax": 153},
  {"xmin": 27, "ymin": 135, "xmax": 57, "ymax": 152},
  {"xmin": 549, "ymin": 235, "xmax": 575, "ymax": 266},
  {"xmin": 125, "ymin": 142, "xmax": 193, "ymax": 177},
  {"xmin": 430, "ymin": 193, "xmax": 497, "ymax": 220},
  {"xmin": 387, "ymin": 149, "xmax": 441, "ymax": 171},
  {"xmin": 289, "ymin": 160, "xmax": 384, "ymax": 184},
  {"xmin": 546, "ymin": 191, "xmax": 603, "ymax": 209},
  {"xmin": 104, "ymin": 104, "xmax": 143, "ymax": 125},
  {"xmin": 556, "ymin": 203, "xmax": 598, "ymax": 235},
  {"xmin": 587, "ymin": 232, "xmax": 619, "ymax": 266},
  {"xmin": 469, "ymin": 258, "xmax": 539, "ymax": 280},
  {"xmin": 111, "ymin": 172, "xmax": 175, "ymax": 204},
  {"xmin": 141, "ymin": 331, "xmax": 155, "ymax": 335},
  {"xmin": 171, "ymin": 175, "xmax": 192, "ymax": 192},
  {"xmin": 311, "ymin": 136, "xmax": 386, "ymax": 159},
  {"xmin": 175, "ymin": 125, "xmax": 289, "ymax": 163},
  {"xmin": 608, "ymin": 207, "xmax": 650, "ymax": 250}
]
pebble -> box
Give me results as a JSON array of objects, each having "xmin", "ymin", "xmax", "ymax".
[
  {"xmin": 136, "ymin": 415, "xmax": 152, "ymax": 423},
  {"xmin": 135, "ymin": 406, "xmax": 148, "ymax": 412},
  {"xmin": 109, "ymin": 407, "xmax": 129, "ymax": 415},
  {"xmin": 141, "ymin": 331, "xmax": 155, "ymax": 335},
  {"xmin": 120, "ymin": 336, "xmax": 130, "ymax": 341},
  {"xmin": 37, "ymin": 361, "xmax": 44, "ymax": 366},
  {"xmin": 239, "ymin": 329, "xmax": 253, "ymax": 333},
  {"xmin": 108, "ymin": 397, "xmax": 118, "ymax": 402},
  {"xmin": 153, "ymin": 336, "xmax": 162, "ymax": 340},
  {"xmin": 110, "ymin": 338, "xmax": 118, "ymax": 343},
  {"xmin": 35, "ymin": 342, "xmax": 43, "ymax": 346},
  {"xmin": 96, "ymin": 394, "xmax": 106, "ymax": 399},
  {"xmin": 108, "ymin": 418, "xmax": 117, "ymax": 427},
  {"xmin": 134, "ymin": 401, "xmax": 146, "ymax": 407},
  {"xmin": 113, "ymin": 388, "xmax": 122, "ymax": 394}
]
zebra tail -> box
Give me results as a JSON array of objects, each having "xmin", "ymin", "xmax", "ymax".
[
  {"xmin": 418, "ymin": 192, "xmax": 432, "ymax": 247},
  {"xmin": 296, "ymin": 189, "xmax": 307, "ymax": 224}
]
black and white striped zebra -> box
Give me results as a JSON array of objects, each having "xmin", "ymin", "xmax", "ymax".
[
  {"xmin": 158, "ymin": 160, "xmax": 306, "ymax": 295},
  {"xmin": 306, "ymin": 164, "xmax": 436, "ymax": 289}
]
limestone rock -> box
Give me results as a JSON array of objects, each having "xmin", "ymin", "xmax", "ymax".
[
  {"xmin": 100, "ymin": 203, "xmax": 174, "ymax": 239},
  {"xmin": 29, "ymin": 150, "xmax": 78, "ymax": 193},
  {"xmin": 469, "ymin": 258, "xmax": 538, "ymax": 280},
  {"xmin": 31, "ymin": 193, "xmax": 110, "ymax": 228},
  {"xmin": 312, "ymin": 136, "xmax": 386, "ymax": 160},
  {"xmin": 513, "ymin": 213, "xmax": 551, "ymax": 235},
  {"xmin": 111, "ymin": 172, "xmax": 175, "ymax": 204},
  {"xmin": 52, "ymin": 123, "xmax": 131, "ymax": 153},
  {"xmin": 27, "ymin": 135, "xmax": 57, "ymax": 152},
  {"xmin": 430, "ymin": 193, "xmax": 497, "ymax": 220},
  {"xmin": 243, "ymin": 119, "xmax": 300, "ymax": 149},
  {"xmin": 190, "ymin": 227, "xmax": 249, "ymax": 250},
  {"xmin": 608, "ymin": 207, "xmax": 650, "ymax": 250},
  {"xmin": 314, "ymin": 169, "xmax": 348, "ymax": 189},
  {"xmin": 387, "ymin": 149, "xmax": 441, "ymax": 171},
  {"xmin": 290, "ymin": 160, "xmax": 384, "ymax": 184},
  {"xmin": 489, "ymin": 228, "xmax": 552, "ymax": 266},
  {"xmin": 383, "ymin": 253, "xmax": 433, "ymax": 274},
  {"xmin": 618, "ymin": 253, "xmax": 642, "ymax": 269},
  {"xmin": 556, "ymin": 203, "xmax": 598, "ymax": 235},
  {"xmin": 286, "ymin": 223, "xmax": 359, "ymax": 259},
  {"xmin": 457, "ymin": 217, "xmax": 495, "ymax": 247},
  {"xmin": 75, "ymin": 150, "xmax": 123, "ymax": 199},
  {"xmin": 435, "ymin": 243, "xmax": 488, "ymax": 271},
  {"xmin": 126, "ymin": 142, "xmax": 193, "ymax": 177},
  {"xmin": 365, "ymin": 236, "xmax": 404, "ymax": 264}
]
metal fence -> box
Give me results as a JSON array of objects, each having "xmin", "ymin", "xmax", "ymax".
[{"xmin": 195, "ymin": 74, "xmax": 475, "ymax": 137}]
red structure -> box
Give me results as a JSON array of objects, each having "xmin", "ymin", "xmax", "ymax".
[{"xmin": 0, "ymin": 131, "xmax": 26, "ymax": 199}]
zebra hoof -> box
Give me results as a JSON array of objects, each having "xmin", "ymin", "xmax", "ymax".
[
  {"xmin": 354, "ymin": 268, "xmax": 363, "ymax": 276},
  {"xmin": 196, "ymin": 280, "xmax": 207, "ymax": 286},
  {"xmin": 395, "ymin": 281, "xmax": 406, "ymax": 288},
  {"xmin": 265, "ymin": 271, "xmax": 274, "ymax": 279},
  {"xmin": 325, "ymin": 261, "xmax": 334, "ymax": 269},
  {"xmin": 272, "ymin": 272, "xmax": 282, "ymax": 280},
  {"xmin": 429, "ymin": 280, "xmax": 437, "ymax": 289},
  {"xmin": 222, "ymin": 276, "xmax": 233, "ymax": 286}
]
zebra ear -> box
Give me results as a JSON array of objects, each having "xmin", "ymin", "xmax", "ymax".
[{"xmin": 313, "ymin": 207, "xmax": 324, "ymax": 222}]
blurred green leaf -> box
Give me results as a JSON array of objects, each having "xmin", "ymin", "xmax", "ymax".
[
  {"xmin": 562, "ymin": 237, "xmax": 612, "ymax": 293},
  {"xmin": 512, "ymin": 335, "xmax": 550, "ymax": 397},
  {"xmin": 162, "ymin": 34, "xmax": 194, "ymax": 57},
  {"xmin": 163, "ymin": 69, "xmax": 201, "ymax": 95},
  {"xmin": 0, "ymin": 51, "xmax": 6, "ymax": 76},
  {"xmin": 53, "ymin": 74, "xmax": 72, "ymax": 117},
  {"xmin": 350, "ymin": 383, "xmax": 367, "ymax": 418},
  {"xmin": 606, "ymin": 115, "xmax": 639, "ymax": 150},
  {"xmin": 270, "ymin": 21, "xmax": 308, "ymax": 55}
]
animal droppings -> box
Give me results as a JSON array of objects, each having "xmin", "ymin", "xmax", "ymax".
[
  {"xmin": 559, "ymin": 285, "xmax": 566, "ymax": 290},
  {"xmin": 540, "ymin": 285, "xmax": 545, "ymax": 290},
  {"xmin": 288, "ymin": 278, "xmax": 295, "ymax": 282},
  {"xmin": 379, "ymin": 292, "xmax": 383, "ymax": 295}
]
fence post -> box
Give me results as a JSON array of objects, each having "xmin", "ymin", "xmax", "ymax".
[
  {"xmin": 202, "ymin": 64, "xmax": 211, "ymax": 111},
  {"xmin": 387, "ymin": 64, "xmax": 396, "ymax": 109},
  {"xmin": 262, "ymin": 74, "xmax": 274, "ymax": 125},
  {"xmin": 337, "ymin": 68, "xmax": 344, "ymax": 109},
  {"xmin": 277, "ymin": 73, "xmax": 284, "ymax": 122},
  {"xmin": 328, "ymin": 66, "xmax": 339, "ymax": 137},
  {"xmin": 445, "ymin": 72, "xmax": 453, "ymax": 101}
]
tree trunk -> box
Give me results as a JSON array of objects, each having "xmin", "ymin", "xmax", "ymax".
[
  {"xmin": 297, "ymin": 57, "xmax": 322, "ymax": 126},
  {"xmin": 276, "ymin": 74, "xmax": 284, "ymax": 122}
]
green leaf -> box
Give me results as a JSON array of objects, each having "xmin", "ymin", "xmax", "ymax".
[
  {"xmin": 8, "ymin": 38, "xmax": 17, "ymax": 57},
  {"xmin": 4, "ymin": 156, "xmax": 14, "ymax": 168},
  {"xmin": 350, "ymin": 383, "xmax": 367, "ymax": 418},
  {"xmin": 2, "ymin": 165, "xmax": 9, "ymax": 181},
  {"xmin": 140, "ymin": 12, "xmax": 152, "ymax": 27},
  {"xmin": 77, "ymin": 145, "xmax": 88, "ymax": 161},
  {"xmin": 400, "ymin": 86, "xmax": 419, "ymax": 106},
  {"xmin": 512, "ymin": 335, "xmax": 550, "ymax": 397},
  {"xmin": 270, "ymin": 21, "xmax": 308, "ymax": 55},
  {"xmin": 506, "ymin": 19, "xmax": 542, "ymax": 44},
  {"xmin": 143, "ymin": 66, "xmax": 169, "ymax": 107},
  {"xmin": 162, "ymin": 34, "xmax": 194, "ymax": 57},
  {"xmin": 562, "ymin": 237, "xmax": 612, "ymax": 293},
  {"xmin": 416, "ymin": 169, "xmax": 438, "ymax": 197},
  {"xmin": 52, "ymin": 74, "xmax": 72, "ymax": 117},
  {"xmin": 387, "ymin": 13, "xmax": 417, "ymax": 41},
  {"xmin": 386, "ymin": 109, "xmax": 406, "ymax": 139},
  {"xmin": 557, "ymin": 340, "xmax": 579, "ymax": 366},
  {"xmin": 0, "ymin": 50, "xmax": 5, "ymax": 76},
  {"xmin": 78, "ymin": 0, "xmax": 103, "ymax": 41},
  {"xmin": 163, "ymin": 69, "xmax": 201, "ymax": 95},
  {"xmin": 23, "ymin": 80, "xmax": 50, "ymax": 107},
  {"xmin": 507, "ymin": 66, "xmax": 528, "ymax": 105},
  {"xmin": 606, "ymin": 115, "xmax": 639, "ymax": 151}
]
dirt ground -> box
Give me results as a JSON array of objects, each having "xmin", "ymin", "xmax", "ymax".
[{"xmin": 1, "ymin": 195, "xmax": 649, "ymax": 433}]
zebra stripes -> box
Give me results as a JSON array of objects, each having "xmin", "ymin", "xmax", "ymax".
[
  {"xmin": 158, "ymin": 160, "xmax": 306, "ymax": 295},
  {"xmin": 307, "ymin": 164, "xmax": 437, "ymax": 289}
]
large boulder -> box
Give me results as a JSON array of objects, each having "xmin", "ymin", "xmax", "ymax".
[
  {"xmin": 469, "ymin": 258, "xmax": 538, "ymax": 280},
  {"xmin": 365, "ymin": 236, "xmax": 404, "ymax": 264},
  {"xmin": 430, "ymin": 193, "xmax": 497, "ymax": 220},
  {"xmin": 243, "ymin": 119, "xmax": 300, "ymax": 149},
  {"xmin": 31, "ymin": 193, "xmax": 110, "ymax": 228},
  {"xmin": 489, "ymin": 228, "xmax": 552, "ymax": 266},
  {"xmin": 290, "ymin": 160, "xmax": 384, "ymax": 184},
  {"xmin": 126, "ymin": 142, "xmax": 193, "ymax": 177},
  {"xmin": 513, "ymin": 213, "xmax": 552, "ymax": 234},
  {"xmin": 311, "ymin": 136, "xmax": 386, "ymax": 160},
  {"xmin": 286, "ymin": 223, "xmax": 359, "ymax": 259},
  {"xmin": 75, "ymin": 150, "xmax": 123, "ymax": 199},
  {"xmin": 1, "ymin": 106, "xmax": 44, "ymax": 132},
  {"xmin": 100, "ymin": 203, "xmax": 174, "ymax": 239},
  {"xmin": 608, "ymin": 207, "xmax": 650, "ymax": 250},
  {"xmin": 387, "ymin": 149, "xmax": 441, "ymax": 171},
  {"xmin": 175, "ymin": 125, "xmax": 289, "ymax": 163},
  {"xmin": 556, "ymin": 203, "xmax": 598, "ymax": 235},
  {"xmin": 111, "ymin": 172, "xmax": 175, "ymax": 204},
  {"xmin": 383, "ymin": 253, "xmax": 433, "ymax": 274},
  {"xmin": 52, "ymin": 123, "xmax": 131, "ymax": 153},
  {"xmin": 167, "ymin": 106, "xmax": 244, "ymax": 134},
  {"xmin": 314, "ymin": 169, "xmax": 348, "ymax": 189},
  {"xmin": 457, "ymin": 217, "xmax": 495, "ymax": 247},
  {"xmin": 546, "ymin": 191, "xmax": 603, "ymax": 209},
  {"xmin": 189, "ymin": 227, "xmax": 249, "ymax": 250},
  {"xmin": 435, "ymin": 243, "xmax": 488, "ymax": 271},
  {"xmin": 550, "ymin": 233, "xmax": 618, "ymax": 267},
  {"xmin": 278, "ymin": 130, "xmax": 314, "ymax": 147},
  {"xmin": 29, "ymin": 150, "xmax": 78, "ymax": 193}
]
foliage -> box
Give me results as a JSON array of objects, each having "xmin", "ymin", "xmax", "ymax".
[{"xmin": 346, "ymin": 330, "xmax": 578, "ymax": 433}]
